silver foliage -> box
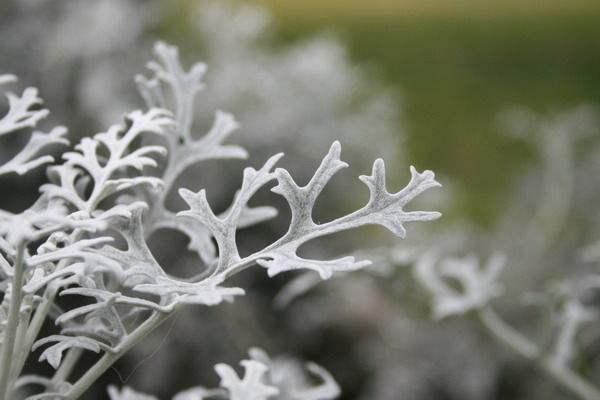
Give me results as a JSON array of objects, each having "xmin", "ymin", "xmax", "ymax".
[
  {"xmin": 108, "ymin": 349, "xmax": 339, "ymax": 400},
  {"xmin": 0, "ymin": 39, "xmax": 439, "ymax": 400},
  {"xmin": 414, "ymin": 252, "xmax": 505, "ymax": 319},
  {"xmin": 0, "ymin": 75, "xmax": 68, "ymax": 176}
]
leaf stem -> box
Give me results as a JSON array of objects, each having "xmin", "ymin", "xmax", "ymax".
[
  {"xmin": 63, "ymin": 310, "xmax": 171, "ymax": 400},
  {"xmin": 478, "ymin": 306, "xmax": 600, "ymax": 400},
  {"xmin": 8, "ymin": 287, "xmax": 57, "ymax": 394},
  {"xmin": 51, "ymin": 347, "xmax": 83, "ymax": 388},
  {"xmin": 0, "ymin": 241, "xmax": 26, "ymax": 400},
  {"xmin": 7, "ymin": 307, "xmax": 31, "ymax": 390}
]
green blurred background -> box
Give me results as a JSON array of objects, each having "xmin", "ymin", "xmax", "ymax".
[
  {"xmin": 270, "ymin": 0, "xmax": 600, "ymax": 226},
  {"xmin": 165, "ymin": 0, "xmax": 600, "ymax": 226}
]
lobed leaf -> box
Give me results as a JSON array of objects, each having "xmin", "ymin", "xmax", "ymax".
[
  {"xmin": 33, "ymin": 335, "xmax": 106, "ymax": 369},
  {"xmin": 415, "ymin": 252, "xmax": 505, "ymax": 319},
  {"xmin": 179, "ymin": 141, "xmax": 441, "ymax": 281},
  {"xmin": 215, "ymin": 360, "xmax": 279, "ymax": 400}
]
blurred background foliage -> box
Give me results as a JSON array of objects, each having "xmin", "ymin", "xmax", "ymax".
[{"xmin": 211, "ymin": 0, "xmax": 600, "ymax": 225}]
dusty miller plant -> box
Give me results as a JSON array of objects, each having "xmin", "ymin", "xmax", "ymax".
[{"xmin": 0, "ymin": 42, "xmax": 440, "ymax": 400}]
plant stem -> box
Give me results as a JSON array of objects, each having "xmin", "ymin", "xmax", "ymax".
[
  {"xmin": 63, "ymin": 310, "xmax": 171, "ymax": 400},
  {"xmin": 7, "ymin": 288, "xmax": 57, "ymax": 394},
  {"xmin": 478, "ymin": 306, "xmax": 600, "ymax": 400},
  {"xmin": 0, "ymin": 241, "xmax": 26, "ymax": 400},
  {"xmin": 7, "ymin": 307, "xmax": 31, "ymax": 391},
  {"xmin": 60, "ymin": 243, "xmax": 264, "ymax": 399},
  {"xmin": 51, "ymin": 347, "xmax": 83, "ymax": 390}
]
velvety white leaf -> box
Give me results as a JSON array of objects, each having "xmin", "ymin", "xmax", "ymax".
[
  {"xmin": 137, "ymin": 41, "xmax": 206, "ymax": 142},
  {"xmin": 271, "ymin": 141, "xmax": 347, "ymax": 236},
  {"xmin": 0, "ymin": 77, "xmax": 68, "ymax": 177},
  {"xmin": 26, "ymin": 237, "xmax": 113, "ymax": 268},
  {"xmin": 0, "ymin": 126, "xmax": 68, "ymax": 176},
  {"xmin": 96, "ymin": 208, "xmax": 164, "ymax": 286},
  {"xmin": 0, "ymin": 198, "xmax": 106, "ymax": 246},
  {"xmin": 58, "ymin": 287, "xmax": 169, "ymax": 320},
  {"xmin": 41, "ymin": 108, "xmax": 172, "ymax": 211},
  {"xmin": 415, "ymin": 252, "xmax": 505, "ymax": 319},
  {"xmin": 0, "ymin": 86, "xmax": 49, "ymax": 135},
  {"xmin": 258, "ymin": 247, "xmax": 370, "ymax": 280},
  {"xmin": 178, "ymin": 153, "xmax": 283, "ymax": 272},
  {"xmin": 187, "ymin": 141, "xmax": 441, "ymax": 280},
  {"xmin": 134, "ymin": 275, "xmax": 244, "ymax": 306},
  {"xmin": 33, "ymin": 335, "xmax": 105, "ymax": 369},
  {"xmin": 215, "ymin": 360, "xmax": 279, "ymax": 400},
  {"xmin": 249, "ymin": 348, "xmax": 340, "ymax": 400},
  {"xmin": 166, "ymin": 111, "xmax": 248, "ymax": 184},
  {"xmin": 358, "ymin": 162, "xmax": 442, "ymax": 238},
  {"xmin": 137, "ymin": 43, "xmax": 255, "ymax": 269},
  {"xmin": 163, "ymin": 203, "xmax": 278, "ymax": 268}
]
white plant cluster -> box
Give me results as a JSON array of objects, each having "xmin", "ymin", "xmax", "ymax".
[
  {"xmin": 108, "ymin": 348, "xmax": 340, "ymax": 400},
  {"xmin": 412, "ymin": 106, "xmax": 600, "ymax": 400},
  {"xmin": 415, "ymin": 251, "xmax": 600, "ymax": 400},
  {"xmin": 0, "ymin": 43, "xmax": 440, "ymax": 400}
]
